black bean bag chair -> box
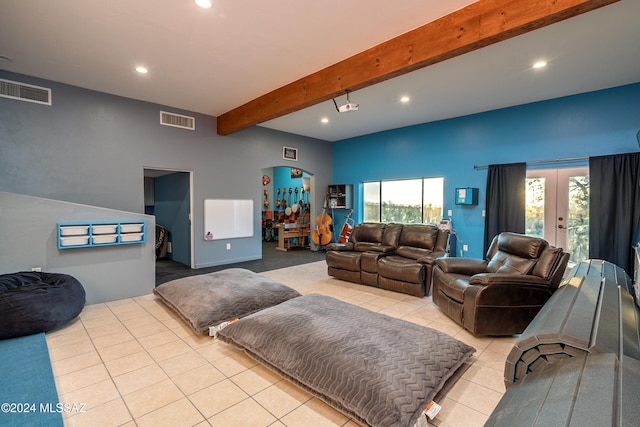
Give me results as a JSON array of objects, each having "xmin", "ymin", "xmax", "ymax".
[{"xmin": 0, "ymin": 272, "xmax": 85, "ymax": 340}]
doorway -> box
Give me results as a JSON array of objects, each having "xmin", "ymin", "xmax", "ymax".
[
  {"xmin": 261, "ymin": 166, "xmax": 315, "ymax": 251},
  {"xmin": 525, "ymin": 167, "xmax": 589, "ymax": 265},
  {"xmin": 144, "ymin": 168, "xmax": 194, "ymax": 268}
]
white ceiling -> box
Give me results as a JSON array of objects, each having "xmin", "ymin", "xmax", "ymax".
[{"xmin": 1, "ymin": 0, "xmax": 639, "ymax": 142}]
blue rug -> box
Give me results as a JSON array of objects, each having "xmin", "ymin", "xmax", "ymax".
[{"xmin": 0, "ymin": 333, "xmax": 63, "ymax": 427}]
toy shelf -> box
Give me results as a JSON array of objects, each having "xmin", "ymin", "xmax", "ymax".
[{"xmin": 57, "ymin": 221, "xmax": 146, "ymax": 249}]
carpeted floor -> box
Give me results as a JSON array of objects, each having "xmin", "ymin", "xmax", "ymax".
[
  {"xmin": 0, "ymin": 333, "xmax": 64, "ymax": 427},
  {"xmin": 156, "ymin": 240, "xmax": 326, "ymax": 285}
]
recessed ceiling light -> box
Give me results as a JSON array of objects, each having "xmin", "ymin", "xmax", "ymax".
[
  {"xmin": 321, "ymin": 117, "xmax": 329, "ymax": 124},
  {"xmin": 400, "ymin": 96, "xmax": 410, "ymax": 103},
  {"xmin": 195, "ymin": 0, "xmax": 213, "ymax": 8},
  {"xmin": 135, "ymin": 66, "xmax": 149, "ymax": 74},
  {"xmin": 533, "ymin": 60, "xmax": 547, "ymax": 69}
]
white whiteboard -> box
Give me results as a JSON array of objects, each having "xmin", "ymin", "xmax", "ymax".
[{"xmin": 204, "ymin": 199, "xmax": 254, "ymax": 240}]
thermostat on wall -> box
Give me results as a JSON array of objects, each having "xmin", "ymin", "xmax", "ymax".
[{"xmin": 455, "ymin": 187, "xmax": 478, "ymax": 205}]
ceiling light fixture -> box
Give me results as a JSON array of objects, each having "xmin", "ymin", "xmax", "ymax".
[
  {"xmin": 533, "ymin": 60, "xmax": 547, "ymax": 69},
  {"xmin": 195, "ymin": 0, "xmax": 213, "ymax": 8},
  {"xmin": 135, "ymin": 66, "xmax": 149, "ymax": 74},
  {"xmin": 321, "ymin": 118, "xmax": 329, "ymax": 124},
  {"xmin": 400, "ymin": 96, "xmax": 410, "ymax": 103}
]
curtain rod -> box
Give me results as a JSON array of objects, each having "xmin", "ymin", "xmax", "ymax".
[{"xmin": 473, "ymin": 156, "xmax": 589, "ymax": 170}]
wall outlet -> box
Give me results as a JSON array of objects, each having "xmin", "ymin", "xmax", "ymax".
[
  {"xmin": 463, "ymin": 245, "xmax": 469, "ymax": 252},
  {"xmin": 226, "ymin": 243, "xmax": 231, "ymax": 250},
  {"xmin": 482, "ymin": 210, "xmax": 486, "ymax": 217},
  {"xmin": 447, "ymin": 209, "xmax": 453, "ymax": 217},
  {"xmin": 167, "ymin": 242, "xmax": 172, "ymax": 253},
  {"xmin": 31, "ymin": 267, "xmax": 42, "ymax": 272}
]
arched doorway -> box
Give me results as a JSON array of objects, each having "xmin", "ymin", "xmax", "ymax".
[{"xmin": 261, "ymin": 166, "xmax": 314, "ymax": 251}]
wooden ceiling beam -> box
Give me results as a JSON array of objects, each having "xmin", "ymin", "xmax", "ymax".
[{"xmin": 217, "ymin": 0, "xmax": 618, "ymax": 135}]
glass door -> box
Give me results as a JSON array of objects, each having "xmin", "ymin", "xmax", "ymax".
[{"xmin": 526, "ymin": 167, "xmax": 589, "ymax": 265}]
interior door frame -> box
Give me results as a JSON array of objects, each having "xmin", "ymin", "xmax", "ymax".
[{"xmin": 143, "ymin": 167, "xmax": 195, "ymax": 269}]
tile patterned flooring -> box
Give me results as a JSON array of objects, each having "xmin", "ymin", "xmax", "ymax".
[{"xmin": 46, "ymin": 261, "xmax": 514, "ymax": 427}]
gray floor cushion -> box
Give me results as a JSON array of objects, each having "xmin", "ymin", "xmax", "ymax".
[
  {"xmin": 153, "ymin": 268, "xmax": 301, "ymax": 334},
  {"xmin": 218, "ymin": 294, "xmax": 475, "ymax": 427}
]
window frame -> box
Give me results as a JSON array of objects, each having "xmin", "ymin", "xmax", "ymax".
[{"xmin": 363, "ymin": 177, "xmax": 444, "ymax": 224}]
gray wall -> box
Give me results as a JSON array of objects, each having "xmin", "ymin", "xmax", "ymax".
[
  {"xmin": 0, "ymin": 70, "xmax": 333, "ymax": 271},
  {"xmin": 0, "ymin": 192, "xmax": 155, "ymax": 304}
]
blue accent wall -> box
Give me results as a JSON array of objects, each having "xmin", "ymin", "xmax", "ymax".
[{"xmin": 332, "ymin": 83, "xmax": 640, "ymax": 258}]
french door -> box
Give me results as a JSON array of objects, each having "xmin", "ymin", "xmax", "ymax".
[{"xmin": 525, "ymin": 167, "xmax": 589, "ymax": 265}]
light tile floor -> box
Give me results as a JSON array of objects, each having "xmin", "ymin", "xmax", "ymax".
[{"xmin": 46, "ymin": 261, "xmax": 515, "ymax": 427}]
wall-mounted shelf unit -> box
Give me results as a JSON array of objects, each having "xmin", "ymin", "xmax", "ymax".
[
  {"xmin": 58, "ymin": 221, "xmax": 146, "ymax": 249},
  {"xmin": 328, "ymin": 184, "xmax": 353, "ymax": 209}
]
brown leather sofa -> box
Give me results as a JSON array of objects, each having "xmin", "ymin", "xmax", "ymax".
[
  {"xmin": 432, "ymin": 232, "xmax": 569, "ymax": 335},
  {"xmin": 326, "ymin": 223, "xmax": 449, "ymax": 297}
]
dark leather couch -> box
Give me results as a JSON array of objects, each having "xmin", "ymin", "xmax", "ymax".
[
  {"xmin": 432, "ymin": 232, "xmax": 569, "ymax": 335},
  {"xmin": 326, "ymin": 222, "xmax": 449, "ymax": 297}
]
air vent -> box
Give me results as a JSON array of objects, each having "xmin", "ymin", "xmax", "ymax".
[
  {"xmin": 160, "ymin": 111, "xmax": 195, "ymax": 130},
  {"xmin": 0, "ymin": 78, "xmax": 51, "ymax": 105}
]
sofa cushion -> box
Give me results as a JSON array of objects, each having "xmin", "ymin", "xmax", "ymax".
[
  {"xmin": 355, "ymin": 223, "xmax": 385, "ymax": 243},
  {"xmin": 326, "ymin": 251, "xmax": 361, "ymax": 271},
  {"xmin": 399, "ymin": 224, "xmax": 439, "ymax": 249},
  {"xmin": 381, "ymin": 223, "xmax": 403, "ymax": 247},
  {"xmin": 497, "ymin": 232, "xmax": 547, "ymax": 259},
  {"xmin": 532, "ymin": 246, "xmax": 564, "ymax": 280},
  {"xmin": 485, "ymin": 252, "xmax": 536, "ymax": 274},
  {"xmin": 395, "ymin": 246, "xmax": 433, "ymax": 260},
  {"xmin": 377, "ymin": 255, "xmax": 425, "ymax": 284}
]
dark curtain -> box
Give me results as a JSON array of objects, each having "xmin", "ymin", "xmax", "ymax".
[
  {"xmin": 483, "ymin": 162, "xmax": 526, "ymax": 255},
  {"xmin": 589, "ymin": 152, "xmax": 640, "ymax": 274}
]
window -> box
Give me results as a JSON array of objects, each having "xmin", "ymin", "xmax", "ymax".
[{"xmin": 363, "ymin": 177, "xmax": 444, "ymax": 223}]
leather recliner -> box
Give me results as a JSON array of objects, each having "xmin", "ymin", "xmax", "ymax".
[{"xmin": 432, "ymin": 232, "xmax": 569, "ymax": 335}]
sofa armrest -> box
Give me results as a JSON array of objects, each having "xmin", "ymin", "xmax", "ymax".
[
  {"xmin": 364, "ymin": 244, "xmax": 396, "ymax": 254},
  {"xmin": 326, "ymin": 242, "xmax": 354, "ymax": 251},
  {"xmin": 435, "ymin": 257, "xmax": 488, "ymax": 275},
  {"xmin": 469, "ymin": 273, "xmax": 551, "ymax": 287},
  {"xmin": 417, "ymin": 251, "xmax": 447, "ymax": 266}
]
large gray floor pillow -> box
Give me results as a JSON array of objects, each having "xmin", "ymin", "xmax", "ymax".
[
  {"xmin": 153, "ymin": 268, "xmax": 301, "ymax": 334},
  {"xmin": 218, "ymin": 294, "xmax": 476, "ymax": 427},
  {"xmin": 0, "ymin": 271, "xmax": 85, "ymax": 340}
]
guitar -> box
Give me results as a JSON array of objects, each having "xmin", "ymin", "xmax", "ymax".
[
  {"xmin": 312, "ymin": 193, "xmax": 333, "ymax": 246},
  {"xmin": 280, "ymin": 187, "xmax": 287, "ymax": 210},
  {"xmin": 275, "ymin": 188, "xmax": 281, "ymax": 208},
  {"xmin": 285, "ymin": 188, "xmax": 293, "ymax": 216},
  {"xmin": 337, "ymin": 209, "xmax": 354, "ymax": 244}
]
